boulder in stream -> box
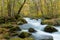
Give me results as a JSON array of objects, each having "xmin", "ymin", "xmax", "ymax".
[
  {"xmin": 44, "ymin": 25, "xmax": 58, "ymax": 33},
  {"xmin": 17, "ymin": 18, "xmax": 27, "ymax": 25},
  {"xmin": 28, "ymin": 28, "xmax": 36, "ymax": 33},
  {"xmin": 18, "ymin": 32, "xmax": 31, "ymax": 38}
]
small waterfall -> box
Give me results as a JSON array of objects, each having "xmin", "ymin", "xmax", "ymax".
[{"xmin": 20, "ymin": 18, "xmax": 60, "ymax": 40}]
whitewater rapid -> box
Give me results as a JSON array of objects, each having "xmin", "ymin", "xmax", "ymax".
[{"xmin": 20, "ymin": 18, "xmax": 60, "ymax": 40}]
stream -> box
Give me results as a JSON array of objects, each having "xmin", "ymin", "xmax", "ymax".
[{"xmin": 19, "ymin": 18, "xmax": 60, "ymax": 40}]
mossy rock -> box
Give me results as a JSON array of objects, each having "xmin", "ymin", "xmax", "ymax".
[
  {"xmin": 55, "ymin": 18, "xmax": 60, "ymax": 26},
  {"xmin": 28, "ymin": 28, "xmax": 36, "ymax": 33},
  {"xmin": 5, "ymin": 17, "xmax": 16, "ymax": 22},
  {"xmin": 2, "ymin": 24, "xmax": 14, "ymax": 29},
  {"xmin": 41, "ymin": 20, "xmax": 56, "ymax": 25},
  {"xmin": 41, "ymin": 18, "xmax": 60, "ymax": 26},
  {"xmin": 44, "ymin": 25, "xmax": 58, "ymax": 33},
  {"xmin": 9, "ymin": 26, "xmax": 21, "ymax": 33},
  {"xmin": 0, "ymin": 17, "xmax": 5, "ymax": 24},
  {"xmin": 17, "ymin": 21, "xmax": 24, "ymax": 25},
  {"xmin": 14, "ymin": 14, "xmax": 20, "ymax": 19},
  {"xmin": 17, "ymin": 18, "xmax": 27, "ymax": 25},
  {"xmin": 1, "ymin": 24, "xmax": 21, "ymax": 32},
  {"xmin": 18, "ymin": 32, "xmax": 31, "ymax": 38},
  {"xmin": 2, "ymin": 24, "xmax": 21, "ymax": 29},
  {"xmin": 9, "ymin": 37, "xmax": 34, "ymax": 40},
  {"xmin": 3, "ymin": 32, "xmax": 10, "ymax": 39},
  {"xmin": 10, "ymin": 32, "xmax": 18, "ymax": 37}
]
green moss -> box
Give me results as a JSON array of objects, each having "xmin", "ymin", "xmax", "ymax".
[
  {"xmin": 41, "ymin": 19, "xmax": 60, "ymax": 26},
  {"xmin": 0, "ymin": 17, "xmax": 5, "ymax": 24},
  {"xmin": 3, "ymin": 33, "xmax": 10, "ymax": 39},
  {"xmin": 0, "ymin": 24, "xmax": 21, "ymax": 39},
  {"xmin": 18, "ymin": 32, "xmax": 31, "ymax": 38},
  {"xmin": 17, "ymin": 18, "xmax": 27, "ymax": 25},
  {"xmin": 44, "ymin": 25, "xmax": 58, "ymax": 33},
  {"xmin": 9, "ymin": 37, "xmax": 34, "ymax": 40},
  {"xmin": 5, "ymin": 17, "xmax": 16, "ymax": 23},
  {"xmin": 9, "ymin": 26, "xmax": 21, "ymax": 33},
  {"xmin": 28, "ymin": 28, "xmax": 36, "ymax": 33}
]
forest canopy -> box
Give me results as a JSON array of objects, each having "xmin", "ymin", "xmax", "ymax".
[{"xmin": 0, "ymin": 0, "xmax": 60, "ymax": 18}]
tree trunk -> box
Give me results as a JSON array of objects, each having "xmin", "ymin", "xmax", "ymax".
[
  {"xmin": 7, "ymin": 0, "xmax": 11, "ymax": 17},
  {"xmin": 17, "ymin": 0, "xmax": 26, "ymax": 14},
  {"xmin": 1, "ymin": 0, "xmax": 4, "ymax": 17}
]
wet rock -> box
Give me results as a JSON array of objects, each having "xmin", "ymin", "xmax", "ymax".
[
  {"xmin": 44, "ymin": 25, "xmax": 58, "ymax": 33},
  {"xmin": 28, "ymin": 28, "xmax": 36, "ymax": 33},
  {"xmin": 9, "ymin": 26, "xmax": 21, "ymax": 33},
  {"xmin": 18, "ymin": 32, "xmax": 31, "ymax": 38},
  {"xmin": 41, "ymin": 18, "xmax": 60, "ymax": 26},
  {"xmin": 17, "ymin": 18, "xmax": 27, "ymax": 25}
]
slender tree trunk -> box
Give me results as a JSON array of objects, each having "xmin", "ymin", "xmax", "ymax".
[
  {"xmin": 17, "ymin": 0, "xmax": 26, "ymax": 14},
  {"xmin": 1, "ymin": 0, "xmax": 4, "ymax": 17},
  {"xmin": 11, "ymin": 0, "xmax": 15, "ymax": 17},
  {"xmin": 39, "ymin": 0, "xmax": 44, "ymax": 18},
  {"xmin": 7, "ymin": 0, "xmax": 11, "ymax": 17},
  {"xmin": 32, "ymin": 0, "xmax": 39, "ymax": 17}
]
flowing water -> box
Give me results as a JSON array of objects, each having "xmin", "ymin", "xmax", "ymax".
[{"xmin": 19, "ymin": 18, "xmax": 60, "ymax": 40}]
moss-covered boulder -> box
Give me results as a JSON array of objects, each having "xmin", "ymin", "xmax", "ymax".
[
  {"xmin": 44, "ymin": 25, "xmax": 58, "ymax": 33},
  {"xmin": 17, "ymin": 18, "xmax": 27, "ymax": 25},
  {"xmin": 9, "ymin": 37, "xmax": 34, "ymax": 40},
  {"xmin": 9, "ymin": 26, "xmax": 21, "ymax": 33},
  {"xmin": 4, "ymin": 16, "xmax": 16, "ymax": 23},
  {"xmin": 1, "ymin": 24, "xmax": 21, "ymax": 37},
  {"xmin": 9, "ymin": 27, "xmax": 21, "ymax": 32},
  {"xmin": 41, "ymin": 18, "xmax": 60, "ymax": 26},
  {"xmin": 1, "ymin": 24, "xmax": 21, "ymax": 32},
  {"xmin": 18, "ymin": 32, "xmax": 31, "ymax": 38},
  {"xmin": 0, "ymin": 17, "xmax": 5, "ymax": 24},
  {"xmin": 55, "ymin": 18, "xmax": 60, "ymax": 26},
  {"xmin": 41, "ymin": 19, "xmax": 56, "ymax": 25},
  {"xmin": 28, "ymin": 28, "xmax": 36, "ymax": 33}
]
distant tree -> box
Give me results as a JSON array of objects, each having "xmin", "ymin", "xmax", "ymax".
[
  {"xmin": 7, "ymin": 0, "xmax": 26, "ymax": 18},
  {"xmin": 7, "ymin": 0, "xmax": 12, "ymax": 17},
  {"xmin": 1, "ymin": 0, "xmax": 4, "ymax": 17},
  {"xmin": 32, "ymin": 0, "xmax": 39, "ymax": 16}
]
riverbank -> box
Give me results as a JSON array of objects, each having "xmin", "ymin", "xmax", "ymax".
[{"xmin": 0, "ymin": 17, "xmax": 34, "ymax": 40}]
